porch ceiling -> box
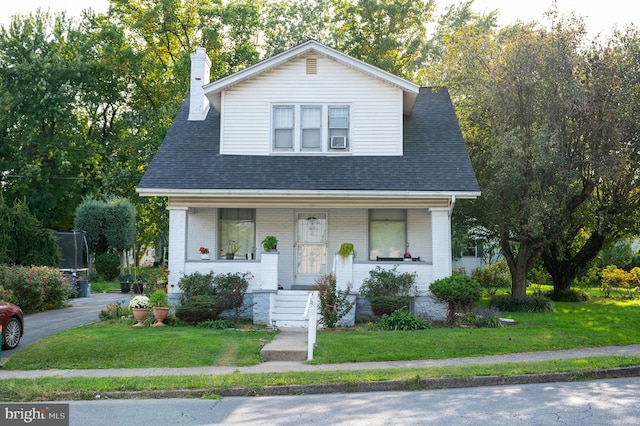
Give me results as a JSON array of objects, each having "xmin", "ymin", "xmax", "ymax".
[{"xmin": 168, "ymin": 194, "xmax": 453, "ymax": 208}]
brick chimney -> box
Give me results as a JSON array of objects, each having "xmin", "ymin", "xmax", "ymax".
[{"xmin": 188, "ymin": 47, "xmax": 211, "ymax": 121}]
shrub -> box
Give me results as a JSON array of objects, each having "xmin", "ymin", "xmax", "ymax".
[
  {"xmin": 464, "ymin": 306, "xmax": 503, "ymax": 328},
  {"xmin": 94, "ymin": 253, "xmax": 121, "ymax": 281},
  {"xmin": 380, "ymin": 309, "xmax": 431, "ymax": 331},
  {"xmin": 175, "ymin": 295, "xmax": 223, "ymax": 324},
  {"xmin": 99, "ymin": 302, "xmax": 129, "ymax": 322},
  {"xmin": 0, "ymin": 265, "xmax": 72, "ymax": 312},
  {"xmin": 360, "ymin": 266, "xmax": 416, "ymax": 316},
  {"xmin": 489, "ymin": 294, "xmax": 554, "ymax": 313},
  {"xmin": 368, "ymin": 295, "xmax": 411, "ymax": 316},
  {"xmin": 316, "ymin": 273, "xmax": 354, "ymax": 328},
  {"xmin": 177, "ymin": 271, "xmax": 253, "ymax": 325},
  {"xmin": 547, "ymin": 289, "xmax": 589, "ymax": 302},
  {"xmin": 429, "ymin": 275, "xmax": 482, "ymax": 325},
  {"xmin": 471, "ymin": 260, "xmax": 510, "ymax": 295}
]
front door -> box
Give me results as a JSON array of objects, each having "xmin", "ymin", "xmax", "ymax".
[{"xmin": 295, "ymin": 212, "xmax": 327, "ymax": 286}]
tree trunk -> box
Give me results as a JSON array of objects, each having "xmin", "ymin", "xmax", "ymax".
[
  {"xmin": 501, "ymin": 238, "xmax": 543, "ymax": 299},
  {"xmin": 543, "ymin": 232, "xmax": 606, "ymax": 292}
]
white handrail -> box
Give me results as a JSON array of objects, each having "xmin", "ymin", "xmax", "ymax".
[{"xmin": 304, "ymin": 291, "xmax": 318, "ymax": 361}]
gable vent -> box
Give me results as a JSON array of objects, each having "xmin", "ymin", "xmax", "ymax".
[{"xmin": 306, "ymin": 57, "xmax": 317, "ymax": 75}]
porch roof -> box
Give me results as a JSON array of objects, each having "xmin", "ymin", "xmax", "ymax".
[{"xmin": 137, "ymin": 88, "xmax": 480, "ymax": 197}]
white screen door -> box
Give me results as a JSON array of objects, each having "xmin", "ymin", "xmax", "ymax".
[{"xmin": 296, "ymin": 212, "xmax": 327, "ymax": 285}]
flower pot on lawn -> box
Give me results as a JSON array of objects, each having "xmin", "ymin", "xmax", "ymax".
[
  {"xmin": 132, "ymin": 308, "xmax": 149, "ymax": 327},
  {"xmin": 152, "ymin": 307, "xmax": 170, "ymax": 327}
]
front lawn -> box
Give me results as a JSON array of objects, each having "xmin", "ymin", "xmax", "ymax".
[{"xmin": 3, "ymin": 296, "xmax": 640, "ymax": 370}]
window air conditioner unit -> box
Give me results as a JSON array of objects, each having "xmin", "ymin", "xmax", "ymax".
[{"xmin": 330, "ymin": 136, "xmax": 347, "ymax": 149}]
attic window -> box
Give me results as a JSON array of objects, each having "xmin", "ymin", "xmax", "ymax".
[{"xmin": 306, "ymin": 58, "xmax": 317, "ymax": 75}]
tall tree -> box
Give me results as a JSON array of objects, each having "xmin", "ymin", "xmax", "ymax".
[
  {"xmin": 541, "ymin": 26, "xmax": 640, "ymax": 291},
  {"xmin": 434, "ymin": 17, "xmax": 593, "ymax": 298}
]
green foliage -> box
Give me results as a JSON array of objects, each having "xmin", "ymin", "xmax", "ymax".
[
  {"xmin": 489, "ymin": 294, "xmax": 555, "ymax": 313},
  {"xmin": 74, "ymin": 197, "xmax": 136, "ymax": 259},
  {"xmin": 380, "ymin": 309, "xmax": 432, "ymax": 331},
  {"xmin": 196, "ymin": 319, "xmax": 234, "ymax": 329},
  {"xmin": 547, "ymin": 289, "xmax": 589, "ymax": 302},
  {"xmin": 360, "ymin": 266, "xmax": 417, "ymax": 298},
  {"xmin": 99, "ymin": 301, "xmax": 129, "ymax": 322},
  {"xmin": 0, "ymin": 199, "xmax": 60, "ymax": 267},
  {"xmin": 360, "ymin": 266, "xmax": 416, "ymax": 317},
  {"xmin": 338, "ymin": 243, "xmax": 354, "ymax": 259},
  {"xmin": 600, "ymin": 265, "xmax": 639, "ymax": 299},
  {"xmin": 94, "ymin": 253, "xmax": 120, "ymax": 281},
  {"xmin": 148, "ymin": 290, "xmax": 169, "ymax": 308},
  {"xmin": 429, "ymin": 275, "xmax": 482, "ymax": 325},
  {"xmin": 315, "ymin": 273, "xmax": 354, "ymax": 328},
  {"xmin": 260, "ymin": 235, "xmax": 278, "ymax": 251},
  {"xmin": 0, "ymin": 265, "xmax": 72, "ymax": 312},
  {"xmin": 177, "ymin": 271, "xmax": 253, "ymax": 325},
  {"xmin": 175, "ymin": 295, "xmax": 223, "ymax": 324},
  {"xmin": 464, "ymin": 306, "xmax": 503, "ymax": 328},
  {"xmin": 471, "ymin": 260, "xmax": 510, "ymax": 295},
  {"xmin": 368, "ymin": 296, "xmax": 411, "ymax": 316}
]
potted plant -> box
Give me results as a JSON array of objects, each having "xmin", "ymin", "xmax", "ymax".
[
  {"xmin": 338, "ymin": 243, "xmax": 354, "ymax": 260},
  {"xmin": 222, "ymin": 240, "xmax": 241, "ymax": 259},
  {"xmin": 404, "ymin": 243, "xmax": 412, "ymax": 261},
  {"xmin": 119, "ymin": 273, "xmax": 134, "ymax": 294},
  {"xmin": 261, "ymin": 235, "xmax": 278, "ymax": 252},
  {"xmin": 129, "ymin": 295, "xmax": 150, "ymax": 327},
  {"xmin": 148, "ymin": 290, "xmax": 170, "ymax": 327},
  {"xmin": 199, "ymin": 246, "xmax": 210, "ymax": 260}
]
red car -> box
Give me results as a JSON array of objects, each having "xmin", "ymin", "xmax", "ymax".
[{"xmin": 1, "ymin": 302, "xmax": 24, "ymax": 350}]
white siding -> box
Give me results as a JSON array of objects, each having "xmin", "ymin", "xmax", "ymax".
[
  {"xmin": 257, "ymin": 209, "xmax": 295, "ymax": 288},
  {"xmin": 407, "ymin": 209, "xmax": 432, "ymax": 263},
  {"xmin": 220, "ymin": 56, "xmax": 403, "ymax": 156},
  {"xmin": 328, "ymin": 209, "xmax": 368, "ymax": 261},
  {"xmin": 186, "ymin": 208, "xmax": 217, "ymax": 261}
]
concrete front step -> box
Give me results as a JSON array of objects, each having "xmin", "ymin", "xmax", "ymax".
[{"xmin": 260, "ymin": 328, "xmax": 308, "ymax": 361}]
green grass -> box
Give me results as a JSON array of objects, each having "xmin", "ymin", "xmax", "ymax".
[
  {"xmin": 3, "ymin": 323, "xmax": 273, "ymax": 369},
  {"xmin": 87, "ymin": 280, "xmax": 120, "ymax": 293},
  {"xmin": 0, "ymin": 356, "xmax": 637, "ymax": 401},
  {"xmin": 311, "ymin": 297, "xmax": 640, "ymax": 363}
]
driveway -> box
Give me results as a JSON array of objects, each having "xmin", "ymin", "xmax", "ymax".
[{"xmin": 1, "ymin": 292, "xmax": 129, "ymax": 359}]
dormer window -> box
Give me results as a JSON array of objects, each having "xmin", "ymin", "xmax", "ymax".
[
  {"xmin": 329, "ymin": 106, "xmax": 349, "ymax": 149},
  {"xmin": 272, "ymin": 104, "xmax": 350, "ymax": 153},
  {"xmin": 273, "ymin": 105, "xmax": 294, "ymax": 149}
]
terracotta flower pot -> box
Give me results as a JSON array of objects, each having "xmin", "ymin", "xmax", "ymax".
[
  {"xmin": 152, "ymin": 307, "xmax": 170, "ymax": 327},
  {"xmin": 132, "ymin": 308, "xmax": 149, "ymax": 327}
]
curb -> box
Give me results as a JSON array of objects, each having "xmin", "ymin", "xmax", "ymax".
[{"xmin": 91, "ymin": 365, "xmax": 640, "ymax": 400}]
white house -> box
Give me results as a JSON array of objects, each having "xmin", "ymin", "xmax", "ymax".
[{"xmin": 137, "ymin": 40, "xmax": 480, "ymax": 326}]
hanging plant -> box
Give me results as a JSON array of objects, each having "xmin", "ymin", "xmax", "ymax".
[{"xmin": 338, "ymin": 243, "xmax": 354, "ymax": 259}]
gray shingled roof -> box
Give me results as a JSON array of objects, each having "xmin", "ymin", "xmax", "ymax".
[{"xmin": 137, "ymin": 87, "xmax": 480, "ymax": 193}]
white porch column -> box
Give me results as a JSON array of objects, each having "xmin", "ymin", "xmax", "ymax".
[
  {"xmin": 260, "ymin": 251, "xmax": 279, "ymax": 291},
  {"xmin": 334, "ymin": 254, "xmax": 353, "ymax": 291},
  {"xmin": 167, "ymin": 206, "xmax": 188, "ymax": 294},
  {"xmin": 430, "ymin": 207, "xmax": 452, "ymax": 280}
]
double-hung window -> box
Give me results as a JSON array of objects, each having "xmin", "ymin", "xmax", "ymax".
[
  {"xmin": 219, "ymin": 208, "xmax": 255, "ymax": 259},
  {"xmin": 369, "ymin": 209, "xmax": 406, "ymax": 260},
  {"xmin": 273, "ymin": 105, "xmax": 294, "ymax": 150},
  {"xmin": 271, "ymin": 104, "xmax": 350, "ymax": 153},
  {"xmin": 328, "ymin": 105, "xmax": 349, "ymax": 149},
  {"xmin": 301, "ymin": 105, "xmax": 322, "ymax": 151}
]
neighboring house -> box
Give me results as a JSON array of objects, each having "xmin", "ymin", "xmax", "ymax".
[{"xmin": 137, "ymin": 40, "xmax": 480, "ymax": 326}]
